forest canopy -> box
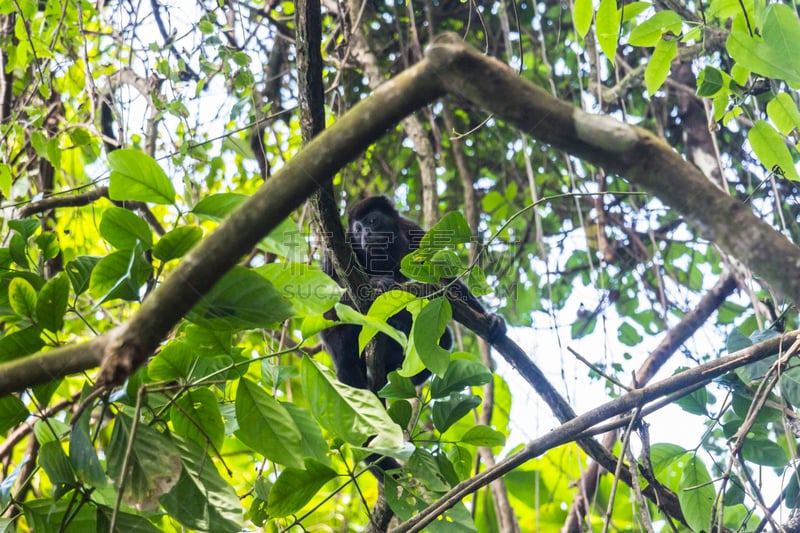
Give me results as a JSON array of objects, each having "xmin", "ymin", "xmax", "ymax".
[{"xmin": 1, "ymin": 0, "xmax": 800, "ymax": 532}]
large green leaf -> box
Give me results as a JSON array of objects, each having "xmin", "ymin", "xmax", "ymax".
[
  {"xmin": 0, "ymin": 395, "xmax": 28, "ymax": 434},
  {"xmin": 429, "ymin": 358, "xmax": 492, "ymax": 399},
  {"xmin": 257, "ymin": 263, "xmax": 343, "ymax": 316},
  {"xmin": 596, "ymin": 0, "xmax": 620, "ymax": 63},
  {"xmin": 187, "ymin": 266, "xmax": 293, "ymax": 330},
  {"xmin": 88, "ymin": 247, "xmax": 152, "ymax": 303},
  {"xmin": 267, "ymin": 459, "xmax": 337, "ymax": 517},
  {"xmin": 8, "ymin": 277, "xmax": 37, "ymax": 320},
  {"xmin": 432, "ymin": 392, "xmax": 481, "ymax": 433},
  {"xmin": 160, "ymin": 436, "xmax": 242, "ymax": 533},
  {"xmin": 65, "ymin": 256, "xmax": 100, "ymax": 296},
  {"xmin": 412, "ymin": 297, "xmax": 452, "ymax": 377},
  {"xmin": 36, "ymin": 274, "xmax": 69, "ymax": 333},
  {"xmin": 148, "ymin": 339, "xmax": 193, "ymax": 382},
  {"xmin": 0, "ymin": 327, "xmax": 44, "ymax": 364},
  {"xmin": 99, "ymin": 206, "xmax": 154, "ymax": 250},
  {"xmin": 747, "ymin": 120, "xmax": 800, "ymax": 180},
  {"xmin": 69, "ymin": 410, "xmax": 106, "ymax": 488},
  {"xmin": 234, "ymin": 378, "xmax": 304, "ymax": 468},
  {"xmin": 283, "ymin": 403, "xmax": 331, "ymax": 465},
  {"xmin": 108, "ymin": 149, "xmax": 176, "ymax": 204},
  {"xmin": 727, "ymin": 5, "xmax": 800, "ymax": 85},
  {"xmin": 678, "ymin": 455, "xmax": 715, "ymax": 532},
  {"xmin": 767, "ymin": 93, "xmax": 800, "ymax": 136},
  {"xmin": 573, "ymin": 0, "xmax": 593, "ymax": 38},
  {"xmin": 192, "ymin": 192, "xmax": 247, "ymax": 221},
  {"xmin": 153, "ymin": 226, "xmax": 202, "ymax": 262},
  {"xmin": 645, "ymin": 37, "xmax": 677, "ymax": 95},
  {"xmin": 628, "ymin": 10, "xmax": 682, "ymax": 46},
  {"xmin": 171, "ymin": 387, "xmax": 225, "ymax": 450},
  {"xmin": 301, "ymin": 356, "xmax": 404, "ymax": 453},
  {"xmin": 107, "ymin": 412, "xmax": 182, "ymax": 509}
]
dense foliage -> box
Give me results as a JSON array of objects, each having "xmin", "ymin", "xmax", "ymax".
[{"xmin": 2, "ymin": 0, "xmax": 800, "ymax": 531}]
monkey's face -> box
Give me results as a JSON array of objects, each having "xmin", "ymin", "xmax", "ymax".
[{"xmin": 349, "ymin": 208, "xmax": 406, "ymax": 275}]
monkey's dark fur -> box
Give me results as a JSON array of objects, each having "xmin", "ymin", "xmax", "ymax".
[
  {"xmin": 321, "ymin": 196, "xmax": 503, "ymax": 392},
  {"xmin": 320, "ymin": 196, "xmax": 505, "ymax": 479}
]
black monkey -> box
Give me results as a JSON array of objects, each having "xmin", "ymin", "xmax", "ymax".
[{"xmin": 320, "ymin": 196, "xmax": 504, "ymax": 392}]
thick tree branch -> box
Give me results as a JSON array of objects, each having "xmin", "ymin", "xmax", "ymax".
[
  {"xmin": 424, "ymin": 34, "xmax": 800, "ymax": 303},
  {"xmin": 0, "ymin": 56, "xmax": 444, "ymax": 395},
  {"xmin": 2, "ymin": 35, "xmax": 798, "ymax": 411}
]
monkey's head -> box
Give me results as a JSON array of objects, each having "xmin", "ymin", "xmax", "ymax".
[{"xmin": 347, "ymin": 196, "xmax": 410, "ymax": 276}]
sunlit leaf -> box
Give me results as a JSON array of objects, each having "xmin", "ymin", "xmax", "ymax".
[{"xmin": 108, "ymin": 149, "xmax": 176, "ymax": 204}]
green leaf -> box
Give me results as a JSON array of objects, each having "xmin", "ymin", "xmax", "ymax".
[
  {"xmin": 767, "ymin": 93, "xmax": 800, "ymax": 136},
  {"xmin": 89, "ymin": 247, "xmax": 152, "ymax": 303},
  {"xmin": 628, "ymin": 10, "xmax": 682, "ymax": 46},
  {"xmin": 678, "ymin": 455, "xmax": 715, "ymax": 532},
  {"xmin": 573, "ymin": 0, "xmax": 593, "ymax": 38},
  {"xmin": 430, "ymin": 358, "xmax": 492, "ymax": 398},
  {"xmin": 0, "ymin": 327, "xmax": 44, "ymax": 364},
  {"xmin": 97, "ymin": 506, "xmax": 162, "ymax": 532},
  {"xmin": 9, "ymin": 233, "xmax": 27, "ymax": 269},
  {"xmin": 99, "ymin": 206, "xmax": 154, "ymax": 250},
  {"xmin": 148, "ymin": 339, "xmax": 194, "ymax": 381},
  {"xmin": 419, "ymin": 212, "xmax": 472, "ymax": 250},
  {"xmin": 781, "ymin": 367, "xmax": 800, "ymax": 405},
  {"xmin": 38, "ymin": 441, "xmax": 75, "ymax": 486},
  {"xmin": 447, "ymin": 444, "xmax": 473, "ymax": 481},
  {"xmin": 153, "ymin": 226, "xmax": 203, "ymax": 262},
  {"xmin": 408, "ymin": 449, "xmax": 449, "ymax": 491},
  {"xmin": 675, "ymin": 386, "xmax": 709, "ymax": 416},
  {"xmin": 8, "ymin": 277, "xmax": 37, "ymax": 319},
  {"xmin": 301, "ymin": 357, "xmax": 405, "ymax": 452},
  {"xmin": 596, "ymin": 0, "xmax": 620, "ymax": 63},
  {"xmin": 160, "ymin": 436, "xmax": 242, "ymax": 533},
  {"xmin": 0, "ymin": 163, "xmax": 11, "ymax": 199},
  {"xmin": 387, "ymin": 399, "xmax": 413, "ymax": 428},
  {"xmin": 283, "ymin": 403, "xmax": 331, "ymax": 465},
  {"xmin": 460, "ymin": 425, "xmax": 506, "ymax": 447},
  {"xmin": 36, "ymin": 274, "xmax": 69, "ymax": 333},
  {"xmin": 645, "ymin": 37, "xmax": 677, "ymax": 95},
  {"xmin": 0, "ymin": 395, "xmax": 28, "ymax": 434},
  {"xmin": 355, "ymin": 289, "xmax": 415, "ymax": 351},
  {"xmin": 35, "ymin": 232, "xmax": 59, "ymax": 260},
  {"xmin": 727, "ymin": 5, "xmax": 800, "ymax": 85},
  {"xmin": 617, "ymin": 322, "xmax": 643, "ymax": 347},
  {"xmin": 172, "ymin": 387, "xmax": 225, "ymax": 450},
  {"xmin": 65, "ymin": 256, "xmax": 100, "ymax": 296},
  {"xmin": 379, "ymin": 371, "xmax": 418, "ymax": 400},
  {"xmin": 432, "ymin": 392, "xmax": 481, "ymax": 433},
  {"xmin": 696, "ymin": 66, "xmax": 725, "ymax": 97},
  {"xmin": 107, "ymin": 413, "xmax": 182, "ymax": 509},
  {"xmin": 9, "ymin": 219, "xmax": 39, "ymax": 239},
  {"xmin": 412, "ymin": 297, "xmax": 452, "ymax": 377},
  {"xmin": 267, "ymin": 459, "xmax": 337, "ymax": 517},
  {"xmin": 741, "ymin": 437, "xmax": 787, "ymax": 467},
  {"xmin": 748, "ymin": 120, "xmax": 800, "ymax": 181},
  {"xmin": 108, "ymin": 149, "xmax": 176, "ymax": 204},
  {"xmin": 257, "ymin": 263, "xmax": 344, "ymax": 316},
  {"xmin": 234, "ymin": 378, "xmax": 304, "ymax": 468},
  {"xmin": 192, "ymin": 193, "xmax": 247, "ymax": 221},
  {"xmin": 726, "ymin": 329, "xmax": 752, "ymax": 353},
  {"xmin": 385, "ymin": 475, "xmax": 477, "ymax": 533},
  {"xmin": 69, "ymin": 411, "xmax": 106, "ymax": 487},
  {"xmin": 188, "ymin": 266, "xmax": 294, "ymax": 330}
]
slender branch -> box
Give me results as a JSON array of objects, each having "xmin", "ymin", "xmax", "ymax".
[{"xmin": 391, "ymin": 329, "xmax": 797, "ymax": 533}]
